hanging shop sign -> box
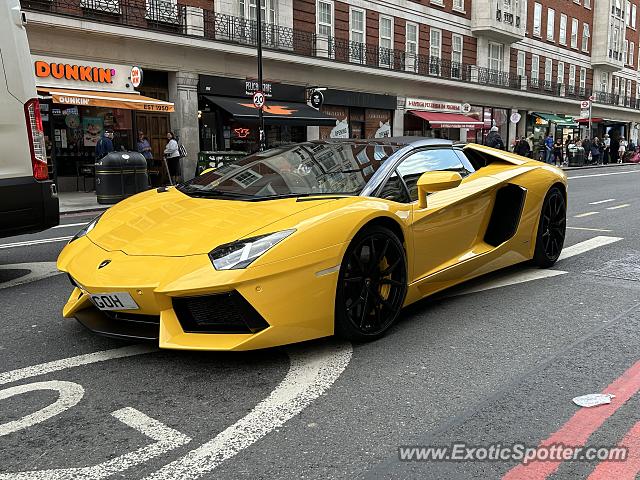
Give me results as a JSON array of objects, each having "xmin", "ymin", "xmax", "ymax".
[
  {"xmin": 130, "ymin": 66, "xmax": 143, "ymax": 88},
  {"xmin": 309, "ymin": 90, "xmax": 325, "ymax": 109},
  {"xmin": 405, "ymin": 98, "xmax": 471, "ymax": 114},
  {"xmin": 32, "ymin": 55, "xmax": 136, "ymax": 93}
]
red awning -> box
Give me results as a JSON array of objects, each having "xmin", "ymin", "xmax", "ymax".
[
  {"xmin": 410, "ymin": 110, "xmax": 484, "ymax": 128},
  {"xmin": 576, "ymin": 117, "xmax": 604, "ymax": 124}
]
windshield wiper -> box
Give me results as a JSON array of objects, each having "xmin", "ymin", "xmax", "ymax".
[{"xmin": 179, "ymin": 186, "xmax": 254, "ymax": 198}]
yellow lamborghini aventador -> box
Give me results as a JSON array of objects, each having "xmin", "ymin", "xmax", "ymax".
[{"xmin": 57, "ymin": 138, "xmax": 567, "ymax": 350}]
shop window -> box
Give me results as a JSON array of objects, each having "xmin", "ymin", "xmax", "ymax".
[{"xmin": 80, "ymin": 0, "xmax": 120, "ymax": 14}]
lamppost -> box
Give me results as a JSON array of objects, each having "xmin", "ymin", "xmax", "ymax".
[{"xmin": 255, "ymin": 0, "xmax": 266, "ymax": 151}]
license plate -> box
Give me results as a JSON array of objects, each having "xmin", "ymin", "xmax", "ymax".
[{"xmin": 90, "ymin": 292, "xmax": 139, "ymax": 311}]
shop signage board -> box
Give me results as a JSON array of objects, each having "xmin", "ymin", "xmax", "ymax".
[
  {"xmin": 32, "ymin": 55, "xmax": 137, "ymax": 93},
  {"xmin": 406, "ymin": 98, "xmax": 471, "ymax": 114}
]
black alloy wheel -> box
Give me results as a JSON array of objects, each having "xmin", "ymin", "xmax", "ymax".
[
  {"xmin": 335, "ymin": 226, "xmax": 408, "ymax": 341},
  {"xmin": 532, "ymin": 187, "xmax": 566, "ymax": 267}
]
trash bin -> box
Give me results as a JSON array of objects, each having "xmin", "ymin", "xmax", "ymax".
[
  {"xmin": 567, "ymin": 146, "xmax": 585, "ymax": 167},
  {"xmin": 95, "ymin": 151, "xmax": 149, "ymax": 205}
]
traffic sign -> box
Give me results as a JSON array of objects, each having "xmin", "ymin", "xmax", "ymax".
[{"xmin": 253, "ymin": 91, "xmax": 265, "ymax": 109}]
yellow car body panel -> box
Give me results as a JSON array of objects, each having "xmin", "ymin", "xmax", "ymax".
[{"xmin": 57, "ymin": 142, "xmax": 567, "ymax": 351}]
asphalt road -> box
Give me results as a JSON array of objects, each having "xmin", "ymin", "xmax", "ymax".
[{"xmin": 0, "ymin": 164, "xmax": 638, "ymax": 480}]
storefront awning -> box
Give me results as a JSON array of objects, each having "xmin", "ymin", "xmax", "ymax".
[
  {"xmin": 409, "ymin": 111, "xmax": 484, "ymax": 128},
  {"xmin": 37, "ymin": 88, "xmax": 175, "ymax": 112},
  {"xmin": 204, "ymin": 95, "xmax": 337, "ymax": 126},
  {"xmin": 532, "ymin": 112, "xmax": 576, "ymax": 126},
  {"xmin": 576, "ymin": 117, "xmax": 605, "ymax": 124}
]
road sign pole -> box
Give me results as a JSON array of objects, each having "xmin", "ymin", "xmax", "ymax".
[{"xmin": 256, "ymin": 0, "xmax": 266, "ymax": 151}]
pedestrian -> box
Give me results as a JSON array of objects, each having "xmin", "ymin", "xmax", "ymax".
[
  {"xmin": 618, "ymin": 137, "xmax": 627, "ymax": 163},
  {"xmin": 590, "ymin": 137, "xmax": 602, "ymax": 165},
  {"xmin": 603, "ymin": 134, "xmax": 611, "ymax": 164},
  {"xmin": 514, "ymin": 136, "xmax": 531, "ymax": 157},
  {"xmin": 544, "ymin": 134, "xmax": 554, "ymax": 164},
  {"xmin": 553, "ymin": 137, "xmax": 564, "ymax": 166},
  {"xmin": 136, "ymin": 130, "xmax": 153, "ymax": 162},
  {"xmin": 485, "ymin": 126, "xmax": 505, "ymax": 150},
  {"xmin": 95, "ymin": 129, "xmax": 114, "ymax": 161},
  {"xmin": 163, "ymin": 131, "xmax": 181, "ymax": 185}
]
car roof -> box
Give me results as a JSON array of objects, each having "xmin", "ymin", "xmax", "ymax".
[{"xmin": 308, "ymin": 137, "xmax": 454, "ymax": 148}]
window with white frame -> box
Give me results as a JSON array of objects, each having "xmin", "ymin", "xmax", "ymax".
[
  {"xmin": 453, "ymin": 0, "xmax": 464, "ymax": 11},
  {"xmin": 601, "ymin": 72, "xmax": 609, "ymax": 91},
  {"xmin": 633, "ymin": 4, "xmax": 637, "ymax": 28},
  {"xmin": 579, "ymin": 67, "xmax": 586, "ymax": 92},
  {"xmin": 429, "ymin": 28, "xmax": 442, "ymax": 75},
  {"xmin": 145, "ymin": 0, "xmax": 181, "ymax": 23},
  {"xmin": 559, "ymin": 14, "xmax": 567, "ymax": 45},
  {"xmin": 569, "ymin": 64, "xmax": 576, "ymax": 91},
  {"xmin": 349, "ymin": 7, "xmax": 365, "ymax": 63},
  {"xmin": 532, "ymin": 54, "xmax": 540, "ymax": 86},
  {"xmin": 533, "ymin": 3, "xmax": 542, "ymax": 36},
  {"xmin": 451, "ymin": 34, "xmax": 463, "ymax": 78},
  {"xmin": 623, "ymin": 39, "xmax": 628, "ymax": 63},
  {"xmin": 630, "ymin": 41, "xmax": 635, "ymax": 65},
  {"xmin": 517, "ymin": 50, "xmax": 526, "ymax": 77},
  {"xmin": 238, "ymin": 0, "xmax": 276, "ymax": 27},
  {"xmin": 626, "ymin": 79, "xmax": 632, "ymax": 102},
  {"xmin": 379, "ymin": 16, "xmax": 393, "ymax": 67},
  {"xmin": 547, "ymin": 8, "xmax": 555, "ymax": 41},
  {"xmin": 625, "ymin": 0, "xmax": 631, "ymax": 25},
  {"xmin": 317, "ymin": 0, "xmax": 333, "ymax": 37},
  {"xmin": 571, "ymin": 18, "xmax": 579, "ymax": 48},
  {"xmin": 488, "ymin": 42, "xmax": 504, "ymax": 72},
  {"xmin": 582, "ymin": 23, "xmax": 590, "ymax": 52},
  {"xmin": 557, "ymin": 61, "xmax": 564, "ymax": 86},
  {"xmin": 584, "ymin": 0, "xmax": 590, "ymax": 7},
  {"xmin": 544, "ymin": 58, "xmax": 552, "ymax": 88},
  {"xmin": 405, "ymin": 21, "xmax": 418, "ymax": 71}
]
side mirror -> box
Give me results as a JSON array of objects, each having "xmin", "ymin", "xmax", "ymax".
[{"xmin": 416, "ymin": 171, "xmax": 463, "ymax": 208}]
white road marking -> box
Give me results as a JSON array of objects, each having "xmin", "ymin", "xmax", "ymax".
[
  {"xmin": 0, "ymin": 381, "xmax": 84, "ymax": 437},
  {"xmin": 0, "ymin": 262, "xmax": 62, "ymax": 290},
  {"xmin": 143, "ymin": 341, "xmax": 353, "ymax": 480},
  {"xmin": 0, "ymin": 345, "xmax": 156, "ymax": 386},
  {"xmin": 446, "ymin": 269, "xmax": 568, "ymax": 297},
  {"xmin": 588, "ymin": 199, "xmax": 616, "ymax": 205},
  {"xmin": 568, "ymin": 169, "xmax": 640, "ymax": 179},
  {"xmin": 52, "ymin": 223, "xmax": 86, "ymax": 229},
  {"xmin": 574, "ymin": 212, "xmax": 599, "ymax": 218},
  {"xmin": 558, "ymin": 236, "xmax": 623, "ymax": 261},
  {"xmin": 567, "ymin": 227, "xmax": 613, "ymax": 233},
  {"xmin": 606, "ymin": 204, "xmax": 630, "ymax": 210},
  {"xmin": 0, "ymin": 407, "xmax": 191, "ymax": 480},
  {"xmin": 0, "ymin": 236, "xmax": 72, "ymax": 250}
]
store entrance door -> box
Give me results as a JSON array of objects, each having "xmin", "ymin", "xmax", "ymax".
[{"xmin": 136, "ymin": 112, "xmax": 170, "ymax": 185}]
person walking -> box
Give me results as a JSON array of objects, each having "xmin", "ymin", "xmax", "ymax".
[
  {"xmin": 163, "ymin": 131, "xmax": 181, "ymax": 185},
  {"xmin": 137, "ymin": 131, "xmax": 153, "ymax": 162},
  {"xmin": 544, "ymin": 134, "xmax": 554, "ymax": 164},
  {"xmin": 514, "ymin": 136, "xmax": 531, "ymax": 157},
  {"xmin": 603, "ymin": 134, "xmax": 611, "ymax": 164},
  {"xmin": 95, "ymin": 129, "xmax": 114, "ymax": 161},
  {"xmin": 590, "ymin": 137, "xmax": 602, "ymax": 165},
  {"xmin": 553, "ymin": 137, "xmax": 564, "ymax": 166},
  {"xmin": 618, "ymin": 137, "xmax": 627, "ymax": 163},
  {"xmin": 485, "ymin": 126, "xmax": 505, "ymax": 150}
]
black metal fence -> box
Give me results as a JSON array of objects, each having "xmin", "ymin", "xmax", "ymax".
[{"xmin": 21, "ymin": 0, "xmax": 639, "ymax": 110}]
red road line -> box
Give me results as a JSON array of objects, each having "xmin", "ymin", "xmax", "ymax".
[
  {"xmin": 503, "ymin": 359, "xmax": 640, "ymax": 480},
  {"xmin": 587, "ymin": 421, "xmax": 640, "ymax": 480}
]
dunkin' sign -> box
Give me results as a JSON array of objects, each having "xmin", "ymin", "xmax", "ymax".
[{"xmin": 35, "ymin": 61, "xmax": 114, "ymax": 84}]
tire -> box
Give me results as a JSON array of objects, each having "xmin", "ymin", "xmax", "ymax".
[
  {"xmin": 532, "ymin": 187, "xmax": 566, "ymax": 268},
  {"xmin": 335, "ymin": 225, "xmax": 408, "ymax": 342}
]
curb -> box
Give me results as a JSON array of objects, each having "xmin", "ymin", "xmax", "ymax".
[{"xmin": 562, "ymin": 163, "xmax": 639, "ymax": 171}]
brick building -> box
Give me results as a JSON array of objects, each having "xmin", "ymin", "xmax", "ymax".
[{"xmin": 19, "ymin": 0, "xmax": 640, "ymax": 187}]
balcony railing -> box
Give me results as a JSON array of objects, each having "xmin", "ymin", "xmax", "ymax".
[{"xmin": 20, "ymin": 0, "xmax": 637, "ymax": 109}]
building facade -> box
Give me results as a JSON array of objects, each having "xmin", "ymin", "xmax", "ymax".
[{"xmin": 20, "ymin": 0, "xmax": 640, "ymax": 187}]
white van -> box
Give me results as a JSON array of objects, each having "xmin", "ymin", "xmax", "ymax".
[{"xmin": 0, "ymin": 0, "xmax": 59, "ymax": 238}]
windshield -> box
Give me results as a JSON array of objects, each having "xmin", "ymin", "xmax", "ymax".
[{"xmin": 178, "ymin": 142, "xmax": 400, "ymax": 200}]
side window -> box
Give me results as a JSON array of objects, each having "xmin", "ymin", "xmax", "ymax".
[
  {"xmin": 396, "ymin": 149, "xmax": 471, "ymax": 202},
  {"xmin": 377, "ymin": 171, "xmax": 410, "ymax": 203}
]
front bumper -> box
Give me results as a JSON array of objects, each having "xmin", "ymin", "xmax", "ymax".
[{"xmin": 58, "ymin": 236, "xmax": 344, "ymax": 351}]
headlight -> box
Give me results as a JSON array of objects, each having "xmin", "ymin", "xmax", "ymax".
[
  {"xmin": 69, "ymin": 214, "xmax": 103, "ymax": 243},
  {"xmin": 208, "ymin": 229, "xmax": 295, "ymax": 270}
]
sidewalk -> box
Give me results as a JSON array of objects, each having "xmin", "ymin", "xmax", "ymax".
[
  {"xmin": 59, "ymin": 191, "xmax": 108, "ymax": 215},
  {"xmin": 57, "ymin": 162, "xmax": 638, "ymax": 215}
]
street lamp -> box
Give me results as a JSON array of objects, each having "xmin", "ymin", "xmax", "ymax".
[{"xmin": 255, "ymin": 0, "xmax": 266, "ymax": 151}]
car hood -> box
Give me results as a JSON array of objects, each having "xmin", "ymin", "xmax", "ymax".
[{"xmin": 87, "ymin": 188, "xmax": 334, "ymax": 257}]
